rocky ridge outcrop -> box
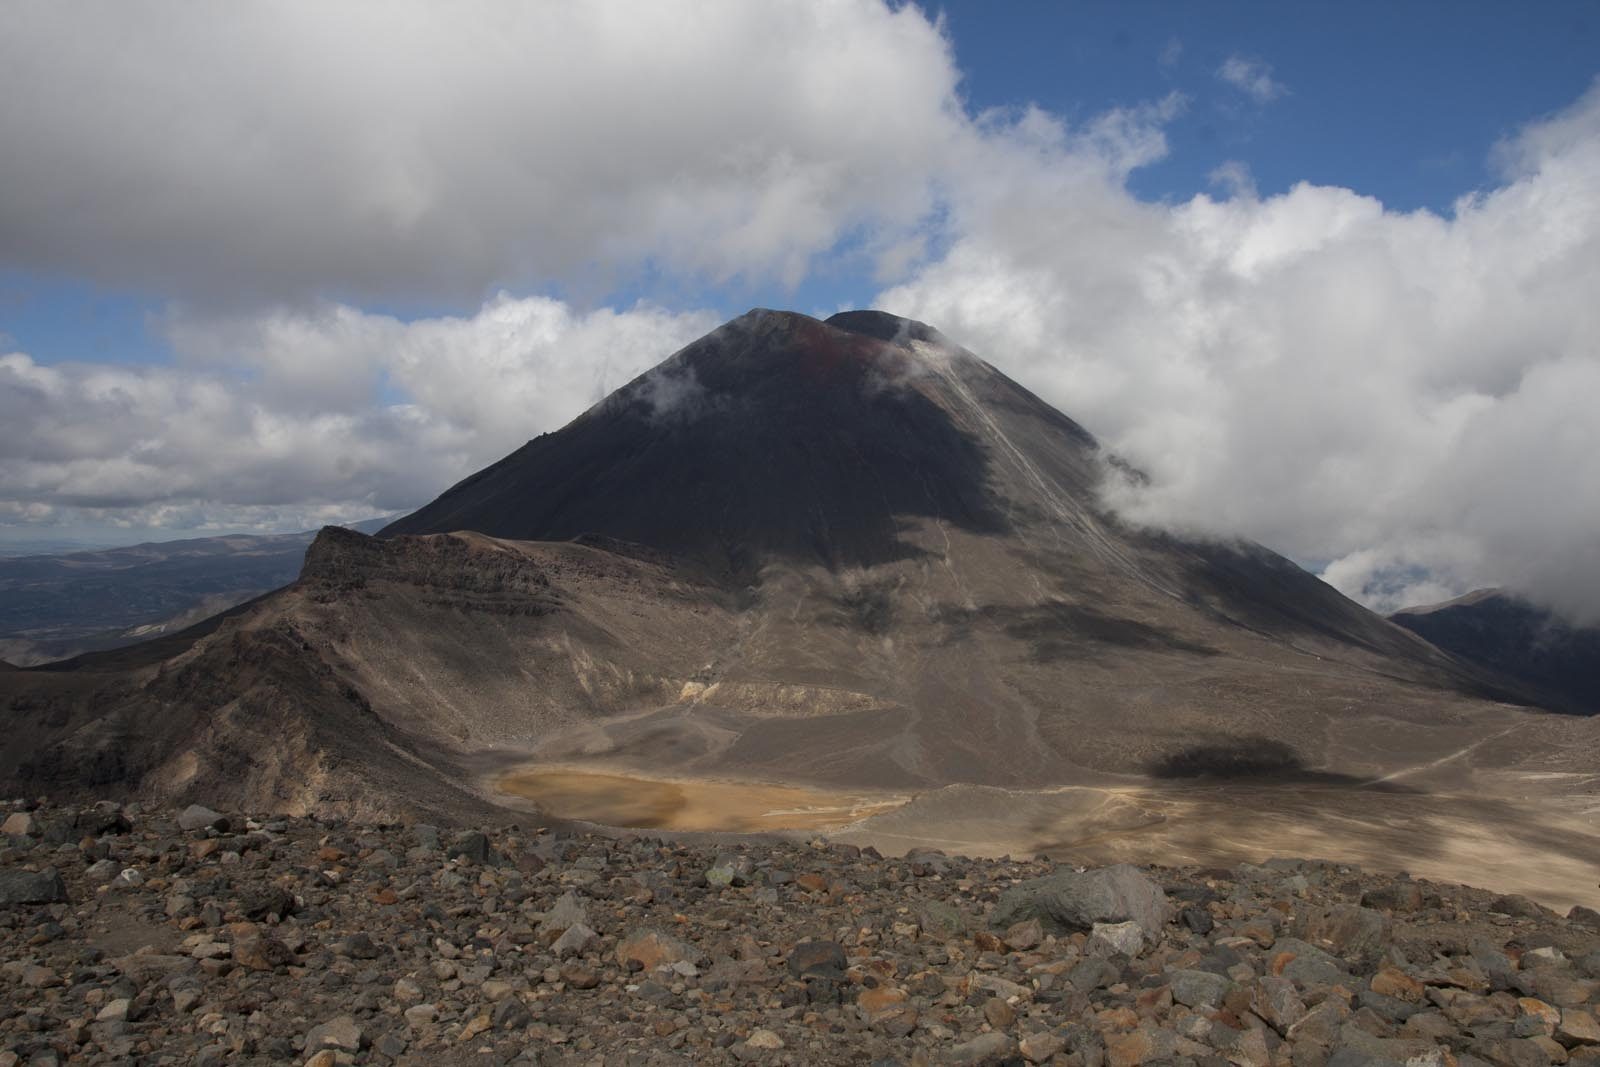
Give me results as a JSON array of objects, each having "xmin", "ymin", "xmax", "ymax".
[{"xmin": 2, "ymin": 800, "xmax": 1597, "ymax": 1066}]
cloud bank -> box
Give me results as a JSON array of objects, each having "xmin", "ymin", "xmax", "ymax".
[
  {"xmin": 0, "ymin": 0, "xmax": 962, "ymax": 303},
  {"xmin": 879, "ymin": 81, "xmax": 1600, "ymax": 622}
]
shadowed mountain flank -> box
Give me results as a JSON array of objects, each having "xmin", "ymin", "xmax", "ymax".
[
  {"xmin": 2, "ymin": 309, "xmax": 1595, "ymax": 827},
  {"xmin": 1391, "ymin": 589, "xmax": 1600, "ymax": 716}
]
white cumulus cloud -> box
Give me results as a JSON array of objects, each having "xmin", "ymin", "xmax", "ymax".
[
  {"xmin": 0, "ymin": 0, "xmax": 964, "ymax": 304},
  {"xmin": 0, "ymin": 298, "xmax": 716, "ymax": 534}
]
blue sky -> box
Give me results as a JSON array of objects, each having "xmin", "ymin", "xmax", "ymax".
[
  {"xmin": 1, "ymin": 2, "xmax": 1598, "ymax": 619},
  {"xmin": 941, "ymin": 1, "xmax": 1600, "ymax": 212}
]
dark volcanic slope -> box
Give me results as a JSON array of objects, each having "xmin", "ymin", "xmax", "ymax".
[
  {"xmin": 1392, "ymin": 589, "xmax": 1600, "ymax": 716},
  {"xmin": 4, "ymin": 310, "xmax": 1595, "ymax": 821},
  {"xmin": 387, "ymin": 311, "xmax": 1038, "ymax": 573}
]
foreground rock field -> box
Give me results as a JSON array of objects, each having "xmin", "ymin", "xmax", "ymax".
[{"xmin": 1, "ymin": 802, "xmax": 1598, "ymax": 1067}]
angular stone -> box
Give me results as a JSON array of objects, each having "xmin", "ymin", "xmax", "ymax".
[
  {"xmin": 110, "ymin": 952, "xmax": 196, "ymax": 982},
  {"xmin": 1518, "ymin": 998, "xmax": 1562, "ymax": 1038},
  {"xmin": 983, "ymin": 997, "xmax": 1016, "ymax": 1028},
  {"xmin": 0, "ymin": 868, "xmax": 67, "ymax": 907},
  {"xmin": 561, "ymin": 962, "xmax": 600, "ymax": 989},
  {"xmin": 238, "ymin": 885, "xmax": 295, "ymax": 921},
  {"xmin": 1290, "ymin": 999, "xmax": 1353, "ymax": 1047},
  {"xmin": 0, "ymin": 812, "xmax": 35, "ymax": 836},
  {"xmin": 446, "ymin": 830, "xmax": 497, "ymax": 865},
  {"xmin": 1020, "ymin": 1032, "xmax": 1067, "ymax": 1064},
  {"xmin": 177, "ymin": 805, "xmax": 229, "ymax": 832},
  {"xmin": 1473, "ymin": 1037, "xmax": 1554, "ymax": 1067},
  {"xmin": 111, "ymin": 867, "xmax": 144, "ymax": 890},
  {"xmin": 617, "ymin": 929, "xmax": 695, "ymax": 971},
  {"xmin": 96, "ymin": 998, "xmax": 131, "ymax": 1022},
  {"xmin": 1107, "ymin": 1026, "xmax": 1186, "ymax": 1067},
  {"xmin": 795, "ymin": 872, "xmax": 829, "ymax": 893},
  {"xmin": 492, "ymin": 997, "xmax": 532, "ymax": 1031},
  {"xmin": 1004, "ymin": 917, "xmax": 1045, "ymax": 951},
  {"xmin": 304, "ymin": 1014, "xmax": 364, "ymax": 1053},
  {"xmin": 1336, "ymin": 1023, "xmax": 1455, "ymax": 1067},
  {"xmin": 857, "ymin": 985, "xmax": 910, "ymax": 1021},
  {"xmin": 233, "ymin": 935, "xmax": 293, "ymax": 971},
  {"xmin": 990, "ymin": 863, "xmax": 1170, "ymax": 938},
  {"xmin": 1087, "ymin": 920, "xmax": 1145, "ymax": 958},
  {"xmin": 542, "ymin": 890, "xmax": 588, "ymax": 934},
  {"xmin": 1254, "ymin": 975, "xmax": 1307, "ymax": 1033},
  {"xmin": 746, "ymin": 1029, "xmax": 784, "ymax": 1050},
  {"xmin": 376, "ymin": 1032, "xmax": 408, "ymax": 1059},
  {"xmin": 1169, "ymin": 968, "xmax": 1232, "ymax": 1009},
  {"xmin": 1557, "ymin": 1011, "xmax": 1600, "ymax": 1048},
  {"xmin": 706, "ymin": 853, "xmax": 752, "ymax": 887},
  {"xmin": 85, "ymin": 858, "xmax": 119, "ymax": 883},
  {"xmin": 944, "ymin": 1032, "xmax": 1017, "ymax": 1065},
  {"xmin": 333, "ymin": 931, "xmax": 379, "ymax": 959},
  {"xmin": 1362, "ymin": 882, "xmax": 1426, "ymax": 913},
  {"xmin": 971, "ymin": 972, "xmax": 1031, "ymax": 1002},
  {"xmin": 1372, "ymin": 965, "xmax": 1427, "ymax": 1002},
  {"xmin": 20, "ymin": 964, "xmax": 60, "ymax": 988},
  {"xmin": 1491, "ymin": 895, "xmax": 1553, "ymax": 920},
  {"xmin": 1274, "ymin": 937, "xmax": 1350, "ymax": 988},
  {"xmin": 1223, "ymin": 1025, "xmax": 1274, "ymax": 1067},
  {"xmin": 552, "ymin": 921, "xmax": 597, "ymax": 959},
  {"xmin": 786, "ymin": 940, "xmax": 847, "ymax": 979},
  {"xmin": 919, "ymin": 900, "xmax": 965, "ymax": 939},
  {"xmin": 1297, "ymin": 904, "xmax": 1389, "ymax": 960},
  {"xmin": 1069, "ymin": 957, "xmax": 1120, "ymax": 992}
]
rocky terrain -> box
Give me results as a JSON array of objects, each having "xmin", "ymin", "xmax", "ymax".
[{"xmin": 3, "ymin": 800, "xmax": 1598, "ymax": 1067}]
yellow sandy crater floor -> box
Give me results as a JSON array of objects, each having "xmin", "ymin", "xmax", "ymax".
[{"xmin": 496, "ymin": 767, "xmax": 907, "ymax": 832}]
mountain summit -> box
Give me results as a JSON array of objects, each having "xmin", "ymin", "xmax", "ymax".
[{"xmin": 385, "ymin": 309, "xmax": 1099, "ymax": 575}]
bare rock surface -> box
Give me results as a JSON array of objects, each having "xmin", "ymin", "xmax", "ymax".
[{"xmin": 2, "ymin": 799, "xmax": 1598, "ymax": 1066}]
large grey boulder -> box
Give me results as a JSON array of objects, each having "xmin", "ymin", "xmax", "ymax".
[
  {"xmin": 176, "ymin": 805, "xmax": 229, "ymax": 832},
  {"xmin": 0, "ymin": 868, "xmax": 69, "ymax": 907},
  {"xmin": 1296, "ymin": 904, "xmax": 1390, "ymax": 961},
  {"xmin": 989, "ymin": 863, "xmax": 1169, "ymax": 938}
]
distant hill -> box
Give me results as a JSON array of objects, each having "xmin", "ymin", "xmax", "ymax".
[
  {"xmin": 0, "ymin": 516, "xmax": 395, "ymax": 665},
  {"xmin": 1391, "ymin": 589, "xmax": 1600, "ymax": 716}
]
